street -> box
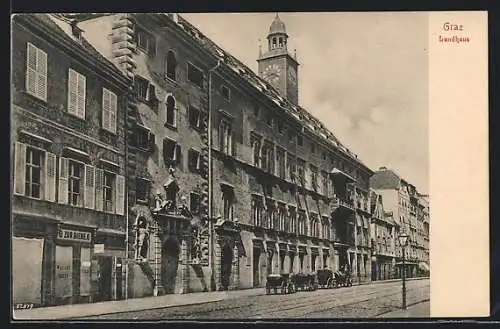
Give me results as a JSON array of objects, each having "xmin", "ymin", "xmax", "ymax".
[{"xmin": 79, "ymin": 279, "xmax": 429, "ymax": 320}]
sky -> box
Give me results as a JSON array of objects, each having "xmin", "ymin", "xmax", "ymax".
[{"xmin": 182, "ymin": 12, "xmax": 429, "ymax": 194}]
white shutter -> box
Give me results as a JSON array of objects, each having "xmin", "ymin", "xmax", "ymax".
[
  {"xmin": 84, "ymin": 165, "xmax": 95, "ymax": 209},
  {"xmin": 115, "ymin": 174, "xmax": 125, "ymax": 215},
  {"xmin": 36, "ymin": 48, "xmax": 47, "ymax": 101},
  {"xmin": 94, "ymin": 168, "xmax": 104, "ymax": 211},
  {"xmin": 68, "ymin": 69, "xmax": 77, "ymax": 115},
  {"xmin": 44, "ymin": 152, "xmax": 57, "ymax": 202},
  {"xmin": 110, "ymin": 91, "xmax": 117, "ymax": 133},
  {"xmin": 26, "ymin": 43, "xmax": 37, "ymax": 96},
  {"xmin": 14, "ymin": 142, "xmax": 26, "ymax": 195},
  {"xmin": 58, "ymin": 157, "xmax": 69, "ymax": 204},
  {"xmin": 77, "ymin": 73, "xmax": 86, "ymax": 119},
  {"xmin": 102, "ymin": 88, "xmax": 110, "ymax": 131}
]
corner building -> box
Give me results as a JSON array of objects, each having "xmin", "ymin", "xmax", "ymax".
[
  {"xmin": 77, "ymin": 13, "xmax": 374, "ymax": 294},
  {"xmin": 11, "ymin": 14, "xmax": 131, "ymax": 306}
]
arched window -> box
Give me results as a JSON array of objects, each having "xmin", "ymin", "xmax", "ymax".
[
  {"xmin": 165, "ymin": 95, "xmax": 176, "ymax": 127},
  {"xmin": 272, "ymin": 37, "xmax": 277, "ymax": 48},
  {"xmin": 278, "ymin": 37, "xmax": 283, "ymax": 47},
  {"xmin": 166, "ymin": 50, "xmax": 177, "ymax": 81}
]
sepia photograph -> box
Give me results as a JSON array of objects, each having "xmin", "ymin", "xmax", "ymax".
[{"xmin": 11, "ymin": 11, "xmax": 487, "ymax": 321}]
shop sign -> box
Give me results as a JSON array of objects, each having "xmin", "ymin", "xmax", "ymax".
[
  {"xmin": 58, "ymin": 228, "xmax": 92, "ymax": 243},
  {"xmin": 94, "ymin": 244, "xmax": 105, "ymax": 254}
]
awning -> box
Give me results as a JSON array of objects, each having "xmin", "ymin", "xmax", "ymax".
[
  {"xmin": 330, "ymin": 168, "xmax": 356, "ymax": 183},
  {"xmin": 419, "ymin": 262, "xmax": 430, "ymax": 272},
  {"xmin": 63, "ymin": 146, "xmax": 89, "ymax": 158}
]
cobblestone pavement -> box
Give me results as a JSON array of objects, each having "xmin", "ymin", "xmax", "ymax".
[{"xmin": 80, "ymin": 279, "xmax": 429, "ymax": 320}]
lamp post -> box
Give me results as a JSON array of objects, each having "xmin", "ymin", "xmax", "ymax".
[{"xmin": 398, "ymin": 231, "xmax": 409, "ymax": 310}]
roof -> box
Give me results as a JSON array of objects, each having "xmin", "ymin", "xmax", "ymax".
[
  {"xmin": 269, "ymin": 13, "xmax": 287, "ymax": 35},
  {"xmin": 370, "ymin": 168, "xmax": 401, "ymax": 190},
  {"xmin": 18, "ymin": 14, "xmax": 128, "ymax": 85},
  {"xmin": 168, "ymin": 14, "xmax": 371, "ymax": 172}
]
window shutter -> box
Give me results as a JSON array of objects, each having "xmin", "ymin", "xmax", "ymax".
[
  {"xmin": 84, "ymin": 165, "xmax": 95, "ymax": 209},
  {"xmin": 102, "ymin": 88, "xmax": 110, "ymax": 131},
  {"xmin": 110, "ymin": 91, "xmax": 117, "ymax": 133},
  {"xmin": 77, "ymin": 73, "xmax": 86, "ymax": 119},
  {"xmin": 58, "ymin": 157, "xmax": 69, "ymax": 204},
  {"xmin": 36, "ymin": 48, "xmax": 47, "ymax": 101},
  {"xmin": 26, "ymin": 43, "xmax": 37, "ymax": 96},
  {"xmin": 44, "ymin": 152, "xmax": 57, "ymax": 202},
  {"xmin": 68, "ymin": 69, "xmax": 78, "ymax": 115},
  {"xmin": 115, "ymin": 174, "xmax": 125, "ymax": 215},
  {"xmin": 94, "ymin": 168, "xmax": 104, "ymax": 211},
  {"xmin": 14, "ymin": 142, "xmax": 26, "ymax": 195}
]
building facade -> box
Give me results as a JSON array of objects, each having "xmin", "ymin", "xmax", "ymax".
[
  {"xmin": 73, "ymin": 13, "xmax": 375, "ymax": 295},
  {"xmin": 369, "ymin": 167, "xmax": 430, "ymax": 279},
  {"xmin": 11, "ymin": 14, "xmax": 131, "ymax": 306},
  {"xmin": 370, "ymin": 190, "xmax": 397, "ymax": 281}
]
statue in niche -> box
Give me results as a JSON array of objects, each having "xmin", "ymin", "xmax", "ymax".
[
  {"xmin": 135, "ymin": 215, "xmax": 149, "ymax": 261},
  {"xmin": 153, "ymin": 167, "xmax": 180, "ymax": 214},
  {"xmin": 178, "ymin": 195, "xmax": 202, "ymax": 263}
]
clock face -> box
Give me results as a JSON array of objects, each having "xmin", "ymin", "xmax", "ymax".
[
  {"xmin": 288, "ymin": 68, "xmax": 297, "ymax": 85},
  {"xmin": 263, "ymin": 64, "xmax": 281, "ymax": 87}
]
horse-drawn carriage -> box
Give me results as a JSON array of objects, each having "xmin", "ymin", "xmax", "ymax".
[
  {"xmin": 290, "ymin": 272, "xmax": 318, "ymax": 291},
  {"xmin": 316, "ymin": 268, "xmax": 336, "ymax": 289},
  {"xmin": 334, "ymin": 265, "xmax": 353, "ymax": 287},
  {"xmin": 265, "ymin": 273, "xmax": 295, "ymax": 295}
]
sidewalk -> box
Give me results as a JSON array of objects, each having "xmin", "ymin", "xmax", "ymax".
[
  {"xmin": 13, "ymin": 288, "xmax": 265, "ymax": 321},
  {"xmin": 376, "ymin": 300, "xmax": 430, "ymax": 318}
]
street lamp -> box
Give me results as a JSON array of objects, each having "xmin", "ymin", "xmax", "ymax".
[{"xmin": 398, "ymin": 231, "xmax": 409, "ymax": 310}]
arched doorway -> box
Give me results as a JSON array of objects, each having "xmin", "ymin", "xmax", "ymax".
[
  {"xmin": 162, "ymin": 238, "xmax": 180, "ymax": 294},
  {"xmin": 220, "ymin": 244, "xmax": 233, "ymax": 290}
]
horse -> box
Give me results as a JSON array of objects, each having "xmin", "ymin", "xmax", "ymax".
[{"xmin": 334, "ymin": 264, "xmax": 353, "ymax": 287}]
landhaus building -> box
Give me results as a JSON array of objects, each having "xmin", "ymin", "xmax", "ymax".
[
  {"xmin": 73, "ymin": 13, "xmax": 377, "ymax": 294},
  {"xmin": 11, "ymin": 14, "xmax": 131, "ymax": 306}
]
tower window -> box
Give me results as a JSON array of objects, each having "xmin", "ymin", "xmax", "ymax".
[
  {"xmin": 278, "ymin": 37, "xmax": 283, "ymax": 46},
  {"xmin": 272, "ymin": 38, "xmax": 277, "ymax": 48}
]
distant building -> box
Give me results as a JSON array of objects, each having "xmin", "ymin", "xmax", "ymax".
[
  {"xmin": 369, "ymin": 167, "xmax": 430, "ymax": 279},
  {"xmin": 11, "ymin": 14, "xmax": 131, "ymax": 306}
]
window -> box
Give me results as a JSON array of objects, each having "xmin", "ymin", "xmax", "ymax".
[
  {"xmin": 322, "ymin": 217, "xmax": 331, "ymax": 240},
  {"xmin": 68, "ymin": 160, "xmax": 84, "ymax": 207},
  {"xmin": 265, "ymin": 112, "xmax": 274, "ymax": 127},
  {"xmin": 187, "ymin": 63, "xmax": 204, "ymax": 88},
  {"xmin": 221, "ymin": 85, "xmax": 231, "ymax": 101},
  {"xmin": 322, "ymin": 152, "xmax": 327, "ymax": 160},
  {"xmin": 310, "ymin": 165, "xmax": 318, "ymax": 191},
  {"xmin": 134, "ymin": 76, "xmax": 154, "ymax": 102},
  {"xmin": 102, "ymin": 88, "xmax": 117, "ymax": 133},
  {"xmin": 288, "ymin": 130, "xmax": 295, "ymax": 143},
  {"xmin": 26, "ymin": 43, "xmax": 47, "ymax": 101},
  {"xmin": 261, "ymin": 142, "xmax": 274, "ymax": 174},
  {"xmin": 311, "ymin": 143, "xmax": 315, "ymax": 154},
  {"xmin": 272, "ymin": 204, "xmax": 280, "ymax": 230},
  {"xmin": 219, "ymin": 120, "xmax": 234, "ymax": 156},
  {"xmin": 311, "ymin": 214, "xmax": 319, "ymax": 237},
  {"xmin": 322, "ymin": 171, "xmax": 329, "ymax": 197},
  {"xmin": 188, "ymin": 149, "xmax": 201, "ymax": 173},
  {"xmin": 165, "ymin": 95, "xmax": 176, "ymax": 127},
  {"xmin": 25, "ymin": 147, "xmax": 43, "ymax": 198},
  {"xmin": 190, "ymin": 192, "xmax": 200, "ymax": 215},
  {"xmin": 188, "ymin": 105, "xmax": 204, "ymax": 130},
  {"xmin": 136, "ymin": 178, "xmax": 150, "ymax": 202},
  {"xmin": 277, "ymin": 120, "xmax": 284, "ymax": 134},
  {"xmin": 222, "ymin": 188, "xmax": 234, "ymax": 221},
  {"xmin": 251, "ymin": 195, "xmax": 263, "ymax": 227},
  {"xmin": 67, "ymin": 69, "xmax": 86, "ymax": 119},
  {"xmin": 297, "ymin": 134, "xmax": 303, "ymax": 146},
  {"xmin": 297, "ymin": 159, "xmax": 306, "ymax": 184},
  {"xmin": 253, "ymin": 105, "xmax": 260, "ymax": 117},
  {"xmin": 278, "ymin": 203, "xmax": 286, "ymax": 231},
  {"xmin": 251, "ymin": 135, "xmax": 261, "ymax": 167},
  {"xmin": 166, "ymin": 50, "xmax": 177, "ymax": 80},
  {"xmin": 289, "ymin": 206, "xmax": 297, "ymax": 233},
  {"xmin": 163, "ymin": 138, "xmax": 181, "ymax": 167},
  {"xmin": 276, "ymin": 147, "xmax": 286, "ymax": 179},
  {"xmin": 135, "ymin": 125, "xmax": 153, "ymax": 150},
  {"xmin": 287, "ymin": 153, "xmax": 296, "ymax": 180},
  {"xmin": 298, "ymin": 210, "xmax": 307, "ymax": 236},
  {"xmin": 135, "ymin": 25, "xmax": 156, "ymax": 55},
  {"xmin": 103, "ymin": 171, "xmax": 115, "ymax": 213}
]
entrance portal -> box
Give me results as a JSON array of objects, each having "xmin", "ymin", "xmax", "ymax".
[
  {"xmin": 162, "ymin": 238, "xmax": 180, "ymax": 294},
  {"xmin": 220, "ymin": 244, "xmax": 233, "ymax": 290},
  {"xmin": 252, "ymin": 247, "xmax": 261, "ymax": 288}
]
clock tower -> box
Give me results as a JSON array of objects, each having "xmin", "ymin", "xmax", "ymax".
[{"xmin": 257, "ymin": 13, "xmax": 299, "ymax": 105}]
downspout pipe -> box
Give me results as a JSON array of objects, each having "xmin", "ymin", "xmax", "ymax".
[{"xmin": 208, "ymin": 59, "xmax": 222, "ymax": 289}]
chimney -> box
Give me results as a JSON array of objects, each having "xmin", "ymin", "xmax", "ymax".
[{"xmin": 379, "ymin": 166, "xmax": 387, "ymax": 171}]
